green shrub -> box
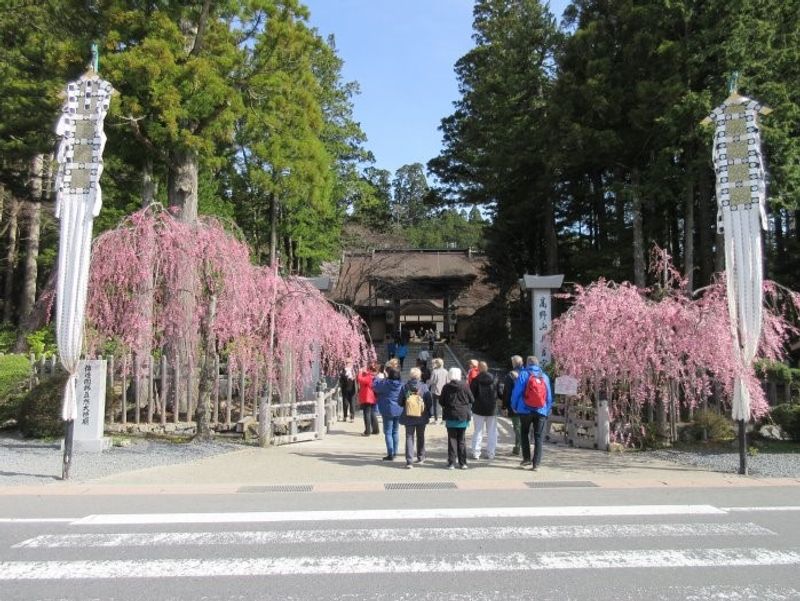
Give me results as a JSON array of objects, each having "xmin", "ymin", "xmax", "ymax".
[
  {"xmin": 0, "ymin": 327, "xmax": 17, "ymax": 354},
  {"xmin": 17, "ymin": 372, "xmax": 67, "ymax": 438},
  {"xmin": 26, "ymin": 327, "xmax": 57, "ymax": 356},
  {"xmin": 0, "ymin": 354, "xmax": 31, "ymax": 423},
  {"xmin": 686, "ymin": 410, "xmax": 735, "ymax": 442},
  {"xmin": 770, "ymin": 404, "xmax": 800, "ymax": 441}
]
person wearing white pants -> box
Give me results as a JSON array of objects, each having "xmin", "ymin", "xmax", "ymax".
[
  {"xmin": 471, "ymin": 413, "xmax": 497, "ymax": 459},
  {"xmin": 469, "ymin": 361, "xmax": 498, "ymax": 460}
]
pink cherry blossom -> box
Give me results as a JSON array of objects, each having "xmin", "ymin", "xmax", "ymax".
[
  {"xmin": 551, "ymin": 248, "xmax": 799, "ymax": 433},
  {"xmin": 86, "ymin": 206, "xmax": 374, "ymax": 396}
]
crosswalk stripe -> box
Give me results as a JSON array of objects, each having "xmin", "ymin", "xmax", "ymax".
[
  {"xmin": 72, "ymin": 504, "xmax": 725, "ymax": 525},
  {"xmin": 724, "ymin": 506, "xmax": 800, "ymax": 513},
  {"xmin": 12, "ymin": 522, "xmax": 775, "ymax": 549},
  {"xmin": 1, "ymin": 547, "xmax": 798, "ymax": 579}
]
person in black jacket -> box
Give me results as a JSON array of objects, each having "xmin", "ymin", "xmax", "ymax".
[
  {"xmin": 501, "ymin": 355, "xmax": 524, "ymax": 455},
  {"xmin": 338, "ymin": 360, "xmax": 356, "ymax": 422},
  {"xmin": 469, "ymin": 361, "xmax": 498, "ymax": 460},
  {"xmin": 399, "ymin": 367, "xmax": 432, "ymax": 468},
  {"xmin": 439, "ymin": 367, "xmax": 474, "ymax": 469}
]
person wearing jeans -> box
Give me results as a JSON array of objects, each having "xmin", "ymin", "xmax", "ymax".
[
  {"xmin": 373, "ymin": 366, "xmax": 403, "ymax": 461},
  {"xmin": 399, "ymin": 368, "xmax": 432, "ymax": 468},
  {"xmin": 509, "ymin": 356, "xmax": 553, "ymax": 470}
]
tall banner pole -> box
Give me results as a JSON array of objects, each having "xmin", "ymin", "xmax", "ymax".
[
  {"xmin": 55, "ymin": 54, "xmax": 113, "ymax": 479},
  {"xmin": 706, "ymin": 74, "xmax": 771, "ymax": 475}
]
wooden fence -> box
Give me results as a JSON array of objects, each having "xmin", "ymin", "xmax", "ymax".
[{"xmin": 29, "ymin": 353, "xmax": 343, "ymax": 444}]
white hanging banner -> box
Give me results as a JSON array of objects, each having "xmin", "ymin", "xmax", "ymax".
[
  {"xmin": 54, "ymin": 75, "xmax": 113, "ymax": 421},
  {"xmin": 709, "ymin": 94, "xmax": 767, "ymax": 422}
]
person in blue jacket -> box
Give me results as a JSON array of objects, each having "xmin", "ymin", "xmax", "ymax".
[
  {"xmin": 373, "ymin": 366, "xmax": 404, "ymax": 461},
  {"xmin": 510, "ymin": 355, "xmax": 553, "ymax": 470}
]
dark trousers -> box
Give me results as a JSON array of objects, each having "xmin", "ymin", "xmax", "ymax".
[
  {"xmin": 342, "ymin": 391, "xmax": 355, "ymax": 420},
  {"xmin": 447, "ymin": 427, "xmax": 468, "ymax": 467},
  {"xmin": 431, "ymin": 394, "xmax": 440, "ymax": 420},
  {"xmin": 404, "ymin": 424, "xmax": 427, "ymax": 464},
  {"xmin": 519, "ymin": 413, "xmax": 547, "ymax": 466},
  {"xmin": 362, "ymin": 404, "xmax": 379, "ymax": 435}
]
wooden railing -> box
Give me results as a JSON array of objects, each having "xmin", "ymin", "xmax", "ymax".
[{"xmin": 28, "ymin": 353, "xmax": 343, "ymax": 445}]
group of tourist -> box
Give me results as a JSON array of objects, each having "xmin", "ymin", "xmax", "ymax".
[{"xmin": 339, "ymin": 353, "xmax": 553, "ymax": 471}]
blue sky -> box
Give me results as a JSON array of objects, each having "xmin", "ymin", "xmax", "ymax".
[{"xmin": 303, "ymin": 0, "xmax": 570, "ymax": 177}]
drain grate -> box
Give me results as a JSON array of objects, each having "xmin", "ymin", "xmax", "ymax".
[
  {"xmin": 237, "ymin": 484, "xmax": 314, "ymax": 493},
  {"xmin": 384, "ymin": 482, "xmax": 458, "ymax": 491},
  {"xmin": 524, "ymin": 481, "xmax": 597, "ymax": 488}
]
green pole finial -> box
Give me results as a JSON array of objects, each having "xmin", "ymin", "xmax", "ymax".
[
  {"xmin": 728, "ymin": 70, "xmax": 740, "ymax": 95},
  {"xmin": 91, "ymin": 42, "xmax": 99, "ymax": 73}
]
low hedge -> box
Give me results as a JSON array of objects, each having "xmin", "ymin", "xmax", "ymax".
[
  {"xmin": 17, "ymin": 372, "xmax": 67, "ymax": 438},
  {"xmin": 770, "ymin": 404, "xmax": 800, "ymax": 441},
  {"xmin": 0, "ymin": 354, "xmax": 31, "ymax": 423}
]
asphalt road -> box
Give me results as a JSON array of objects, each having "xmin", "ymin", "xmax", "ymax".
[{"xmin": 1, "ymin": 487, "xmax": 799, "ymax": 601}]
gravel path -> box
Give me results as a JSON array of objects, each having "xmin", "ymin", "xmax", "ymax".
[
  {"xmin": 0, "ymin": 432, "xmax": 241, "ymax": 486},
  {"xmin": 647, "ymin": 448, "xmax": 800, "ymax": 478}
]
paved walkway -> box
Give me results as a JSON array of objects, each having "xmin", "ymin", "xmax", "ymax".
[{"xmin": 4, "ymin": 415, "xmax": 797, "ymax": 496}]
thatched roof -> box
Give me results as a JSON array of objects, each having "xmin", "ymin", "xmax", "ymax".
[{"xmin": 332, "ymin": 249, "xmax": 496, "ymax": 318}]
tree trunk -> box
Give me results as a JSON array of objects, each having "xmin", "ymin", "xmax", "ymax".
[
  {"xmin": 142, "ymin": 157, "xmax": 157, "ymax": 207},
  {"xmin": 697, "ymin": 170, "xmax": 714, "ymax": 285},
  {"xmin": 18, "ymin": 155, "xmax": 45, "ymax": 325},
  {"xmin": 195, "ymin": 293, "xmax": 217, "ymax": 441},
  {"xmin": 138, "ymin": 161, "xmax": 157, "ymax": 404},
  {"xmin": 631, "ymin": 169, "xmax": 646, "ymax": 288},
  {"xmin": 683, "ymin": 180, "xmax": 695, "ymax": 293},
  {"xmin": 269, "ymin": 192, "xmax": 278, "ymax": 268},
  {"xmin": 543, "ymin": 193, "xmax": 559, "ymax": 274},
  {"xmin": 12, "ymin": 269, "xmax": 56, "ymax": 352},
  {"xmin": 167, "ymin": 150, "xmax": 198, "ymax": 415},
  {"xmin": 168, "ymin": 150, "xmax": 198, "ymax": 223},
  {"xmin": 3, "ymin": 196, "xmax": 20, "ymax": 324}
]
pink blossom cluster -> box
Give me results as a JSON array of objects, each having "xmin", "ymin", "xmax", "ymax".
[
  {"xmin": 551, "ymin": 252, "xmax": 799, "ymax": 421},
  {"xmin": 86, "ymin": 206, "xmax": 373, "ymax": 392}
]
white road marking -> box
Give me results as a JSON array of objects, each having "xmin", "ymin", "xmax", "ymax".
[
  {"xmin": 71, "ymin": 504, "xmax": 725, "ymax": 525},
  {"xmin": 723, "ymin": 506, "xmax": 800, "ymax": 513},
  {"xmin": 0, "ymin": 518, "xmax": 74, "ymax": 524},
  {"xmin": 13, "ymin": 522, "xmax": 775, "ymax": 549},
  {"xmin": 1, "ymin": 547, "xmax": 798, "ymax": 580}
]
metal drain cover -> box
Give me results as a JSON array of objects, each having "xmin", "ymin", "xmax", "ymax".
[
  {"xmin": 524, "ymin": 481, "xmax": 597, "ymax": 488},
  {"xmin": 384, "ymin": 482, "xmax": 458, "ymax": 491},
  {"xmin": 237, "ymin": 484, "xmax": 314, "ymax": 493}
]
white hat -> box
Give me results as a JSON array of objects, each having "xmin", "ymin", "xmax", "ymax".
[{"xmin": 448, "ymin": 367, "xmax": 462, "ymax": 382}]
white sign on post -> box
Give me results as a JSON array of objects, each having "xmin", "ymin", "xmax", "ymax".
[
  {"xmin": 70, "ymin": 359, "xmax": 110, "ymax": 452},
  {"xmin": 533, "ymin": 290, "xmax": 551, "ymax": 365},
  {"xmin": 554, "ymin": 375, "xmax": 579, "ymax": 397}
]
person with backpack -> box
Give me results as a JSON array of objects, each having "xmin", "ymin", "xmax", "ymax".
[
  {"xmin": 399, "ymin": 367, "xmax": 433, "ymax": 469},
  {"xmin": 439, "ymin": 367, "xmax": 474, "ymax": 469},
  {"xmin": 469, "ymin": 361, "xmax": 498, "ymax": 460},
  {"xmin": 373, "ymin": 366, "xmax": 404, "ymax": 461},
  {"xmin": 501, "ymin": 355, "xmax": 524, "ymax": 455},
  {"xmin": 338, "ymin": 360, "xmax": 357, "ymax": 422},
  {"xmin": 357, "ymin": 361, "xmax": 380, "ymax": 436},
  {"xmin": 510, "ymin": 355, "xmax": 553, "ymax": 470}
]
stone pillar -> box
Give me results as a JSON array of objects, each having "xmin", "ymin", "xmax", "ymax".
[{"xmin": 518, "ymin": 275, "xmax": 564, "ymax": 365}]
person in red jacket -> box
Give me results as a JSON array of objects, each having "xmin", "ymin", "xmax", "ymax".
[
  {"xmin": 466, "ymin": 359, "xmax": 479, "ymax": 385},
  {"xmin": 357, "ymin": 362, "xmax": 380, "ymax": 436}
]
